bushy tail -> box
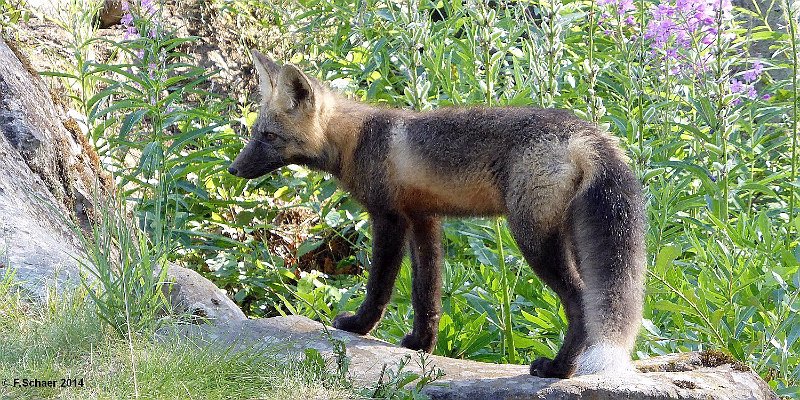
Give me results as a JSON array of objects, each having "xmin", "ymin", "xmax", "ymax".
[{"xmin": 567, "ymin": 136, "xmax": 646, "ymax": 375}]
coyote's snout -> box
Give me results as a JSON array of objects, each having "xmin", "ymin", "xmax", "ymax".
[{"xmin": 228, "ymin": 50, "xmax": 647, "ymax": 379}]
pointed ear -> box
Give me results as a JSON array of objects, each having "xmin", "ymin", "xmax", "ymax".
[
  {"xmin": 251, "ymin": 49, "xmax": 280, "ymax": 100},
  {"xmin": 277, "ymin": 64, "xmax": 315, "ymax": 112}
]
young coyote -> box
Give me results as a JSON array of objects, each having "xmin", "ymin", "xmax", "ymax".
[{"xmin": 228, "ymin": 51, "xmax": 647, "ymax": 378}]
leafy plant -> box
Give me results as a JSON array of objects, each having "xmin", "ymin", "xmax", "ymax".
[
  {"xmin": 76, "ymin": 194, "xmax": 169, "ymax": 337},
  {"xmin": 41, "ymin": 0, "xmax": 800, "ymax": 395}
]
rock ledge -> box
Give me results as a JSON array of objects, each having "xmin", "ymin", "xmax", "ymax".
[{"xmin": 172, "ymin": 315, "xmax": 778, "ymax": 400}]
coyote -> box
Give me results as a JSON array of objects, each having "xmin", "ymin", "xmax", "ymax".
[{"xmin": 228, "ymin": 51, "xmax": 646, "ymax": 378}]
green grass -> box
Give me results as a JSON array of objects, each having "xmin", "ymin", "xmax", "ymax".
[{"xmin": 0, "ymin": 277, "xmax": 355, "ymax": 400}]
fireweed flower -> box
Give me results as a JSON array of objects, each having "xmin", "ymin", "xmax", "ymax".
[
  {"xmin": 125, "ymin": 26, "xmax": 139, "ymax": 40},
  {"xmin": 596, "ymin": 0, "xmax": 639, "ymax": 43},
  {"xmin": 119, "ymin": 0, "xmax": 164, "ymax": 88},
  {"xmin": 730, "ymin": 79, "xmax": 744, "ymax": 93},
  {"xmin": 121, "ymin": 0, "xmax": 160, "ymax": 40},
  {"xmin": 742, "ymin": 61, "xmax": 764, "ymax": 82},
  {"xmin": 643, "ymin": 0, "xmax": 734, "ymax": 73},
  {"xmin": 727, "ymin": 62, "xmax": 768, "ymax": 104}
]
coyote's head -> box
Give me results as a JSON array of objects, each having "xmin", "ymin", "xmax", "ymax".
[{"xmin": 228, "ymin": 51, "xmax": 328, "ymax": 179}]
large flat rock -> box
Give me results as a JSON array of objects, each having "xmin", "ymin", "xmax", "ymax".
[{"xmin": 170, "ymin": 315, "xmax": 778, "ymax": 400}]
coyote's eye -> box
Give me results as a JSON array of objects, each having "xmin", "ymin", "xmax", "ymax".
[{"xmin": 264, "ymin": 132, "xmax": 277, "ymax": 141}]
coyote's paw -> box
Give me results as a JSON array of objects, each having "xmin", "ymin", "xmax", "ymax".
[
  {"xmin": 530, "ymin": 357, "xmax": 574, "ymax": 379},
  {"xmin": 332, "ymin": 312, "xmax": 372, "ymax": 335},
  {"xmin": 400, "ymin": 332, "xmax": 436, "ymax": 353}
]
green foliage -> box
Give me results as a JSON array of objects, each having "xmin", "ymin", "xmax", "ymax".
[
  {"xmin": 44, "ymin": 0, "xmax": 800, "ymax": 396},
  {"xmin": 0, "ymin": 0, "xmax": 29, "ymax": 32},
  {"xmin": 359, "ymin": 352, "xmax": 445, "ymax": 400},
  {"xmin": 76, "ymin": 195, "xmax": 170, "ymax": 337}
]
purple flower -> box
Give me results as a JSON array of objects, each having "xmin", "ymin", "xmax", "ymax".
[
  {"xmin": 762, "ymin": 93, "xmax": 771, "ymax": 100},
  {"xmin": 676, "ymin": 0, "xmax": 693, "ymax": 12},
  {"xmin": 675, "ymin": 30, "xmax": 691, "ymax": 48},
  {"xmin": 121, "ymin": 0, "xmax": 129, "ymax": 11},
  {"xmin": 141, "ymin": 0, "xmax": 157, "ymax": 16},
  {"xmin": 121, "ymin": 13, "xmax": 133, "ymax": 25},
  {"xmin": 653, "ymin": 4, "xmax": 675, "ymax": 19},
  {"xmin": 666, "ymin": 48, "xmax": 679, "ymax": 59},
  {"xmin": 640, "ymin": 0, "xmax": 743, "ymax": 81},
  {"xmin": 617, "ymin": 0, "xmax": 635, "ymax": 14},
  {"xmin": 646, "ymin": 18, "xmax": 677, "ymax": 46},
  {"xmin": 149, "ymin": 27, "xmax": 157, "ymax": 39},
  {"xmin": 730, "ymin": 79, "xmax": 744, "ymax": 93},
  {"xmin": 747, "ymin": 86, "xmax": 757, "ymax": 99},
  {"xmin": 742, "ymin": 61, "xmax": 764, "ymax": 82},
  {"xmin": 124, "ymin": 25, "xmax": 139, "ymax": 40},
  {"xmin": 135, "ymin": 49, "xmax": 144, "ymax": 60}
]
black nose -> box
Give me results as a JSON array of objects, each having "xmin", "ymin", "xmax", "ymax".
[{"xmin": 228, "ymin": 166, "xmax": 238, "ymax": 175}]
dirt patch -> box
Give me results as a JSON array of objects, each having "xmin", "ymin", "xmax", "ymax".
[
  {"xmin": 267, "ymin": 207, "xmax": 360, "ymax": 276},
  {"xmin": 638, "ymin": 350, "xmax": 751, "ymax": 374},
  {"xmin": 672, "ymin": 379, "xmax": 698, "ymax": 389},
  {"xmin": 2, "ymin": 37, "xmax": 38, "ymax": 78},
  {"xmin": 699, "ymin": 349, "xmax": 750, "ymax": 372}
]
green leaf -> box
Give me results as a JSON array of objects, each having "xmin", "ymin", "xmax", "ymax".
[{"xmin": 655, "ymin": 245, "xmax": 682, "ymax": 271}]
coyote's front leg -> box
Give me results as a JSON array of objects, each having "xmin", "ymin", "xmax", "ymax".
[{"xmin": 333, "ymin": 212, "xmax": 408, "ymax": 334}]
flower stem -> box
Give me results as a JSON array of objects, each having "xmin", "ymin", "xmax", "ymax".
[
  {"xmin": 715, "ymin": 1, "xmax": 729, "ymax": 223},
  {"xmin": 495, "ymin": 218, "xmax": 515, "ymax": 364},
  {"xmin": 786, "ymin": 0, "xmax": 798, "ymax": 242}
]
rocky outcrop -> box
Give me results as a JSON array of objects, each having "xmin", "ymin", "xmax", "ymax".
[
  {"xmin": 0, "ymin": 38, "xmax": 244, "ymax": 326},
  {"xmin": 163, "ymin": 264, "xmax": 247, "ymax": 323},
  {"xmin": 0, "ymin": 38, "xmax": 111, "ymax": 232},
  {"xmin": 0, "ymin": 38, "xmax": 96, "ymax": 298},
  {"xmin": 169, "ymin": 315, "xmax": 779, "ymax": 400}
]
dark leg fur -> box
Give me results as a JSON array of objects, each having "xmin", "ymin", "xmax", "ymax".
[
  {"xmin": 333, "ymin": 212, "xmax": 409, "ymax": 334},
  {"xmin": 400, "ymin": 215, "xmax": 443, "ymax": 353},
  {"xmin": 508, "ymin": 219, "xmax": 587, "ymax": 379}
]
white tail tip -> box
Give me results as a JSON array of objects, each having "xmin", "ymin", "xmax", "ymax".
[{"xmin": 575, "ymin": 342, "xmax": 636, "ymax": 376}]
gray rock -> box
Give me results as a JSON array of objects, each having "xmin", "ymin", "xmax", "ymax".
[
  {"xmin": 169, "ymin": 315, "xmax": 778, "ymax": 400},
  {"xmin": 0, "ymin": 38, "xmax": 245, "ymax": 323},
  {"xmin": 0, "ymin": 38, "xmax": 88, "ymax": 298},
  {"xmin": 162, "ymin": 264, "xmax": 247, "ymax": 323}
]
